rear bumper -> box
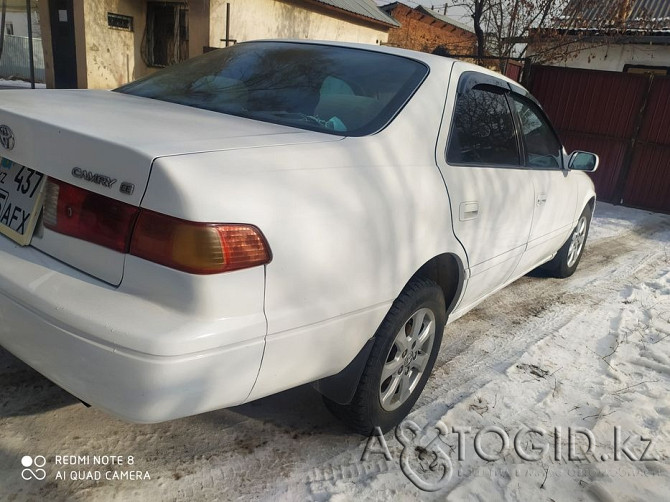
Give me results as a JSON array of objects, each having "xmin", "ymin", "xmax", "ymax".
[{"xmin": 0, "ymin": 238, "xmax": 266, "ymax": 423}]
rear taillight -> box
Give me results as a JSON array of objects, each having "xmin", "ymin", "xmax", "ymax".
[
  {"xmin": 43, "ymin": 178, "xmax": 139, "ymax": 252},
  {"xmin": 43, "ymin": 177, "xmax": 271, "ymax": 274},
  {"xmin": 129, "ymin": 210, "xmax": 272, "ymax": 274}
]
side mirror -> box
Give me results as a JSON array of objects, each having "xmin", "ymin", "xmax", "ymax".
[{"xmin": 568, "ymin": 151, "xmax": 599, "ymax": 172}]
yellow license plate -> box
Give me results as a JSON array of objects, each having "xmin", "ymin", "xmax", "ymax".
[{"xmin": 0, "ymin": 157, "xmax": 46, "ymax": 245}]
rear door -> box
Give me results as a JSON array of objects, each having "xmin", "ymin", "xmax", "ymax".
[
  {"xmin": 509, "ymin": 92, "xmax": 578, "ymax": 274},
  {"xmin": 436, "ymin": 66, "xmax": 535, "ymax": 309}
]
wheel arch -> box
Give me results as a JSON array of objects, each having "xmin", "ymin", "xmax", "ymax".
[
  {"xmin": 576, "ymin": 172, "xmax": 596, "ymax": 221},
  {"xmin": 578, "ymin": 194, "xmax": 596, "ymax": 225},
  {"xmin": 313, "ymin": 252, "xmax": 465, "ymax": 405},
  {"xmin": 410, "ymin": 252, "xmax": 465, "ymax": 317},
  {"xmin": 587, "ymin": 196, "xmax": 596, "ymax": 212}
]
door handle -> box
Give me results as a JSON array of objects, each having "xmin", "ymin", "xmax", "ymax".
[
  {"xmin": 459, "ymin": 201, "xmax": 479, "ymax": 221},
  {"xmin": 536, "ymin": 193, "xmax": 548, "ymax": 206}
]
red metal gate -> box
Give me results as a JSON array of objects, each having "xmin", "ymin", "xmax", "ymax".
[{"xmin": 529, "ymin": 65, "xmax": 670, "ymax": 213}]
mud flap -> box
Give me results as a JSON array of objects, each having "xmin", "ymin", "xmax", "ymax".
[{"xmin": 312, "ymin": 337, "xmax": 376, "ymax": 405}]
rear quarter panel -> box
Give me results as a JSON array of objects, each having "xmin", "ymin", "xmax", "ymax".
[{"xmin": 139, "ymin": 62, "xmax": 468, "ymax": 399}]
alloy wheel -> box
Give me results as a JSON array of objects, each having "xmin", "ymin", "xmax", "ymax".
[
  {"xmin": 567, "ymin": 215, "xmax": 587, "ymax": 268},
  {"xmin": 379, "ymin": 307, "xmax": 436, "ymax": 411}
]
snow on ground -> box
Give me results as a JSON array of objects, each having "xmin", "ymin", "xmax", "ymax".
[
  {"xmin": 0, "ymin": 79, "xmax": 46, "ymax": 89},
  {"xmin": 1, "ymin": 202, "xmax": 669, "ymax": 501}
]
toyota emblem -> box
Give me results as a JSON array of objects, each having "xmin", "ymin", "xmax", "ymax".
[{"xmin": 0, "ymin": 125, "xmax": 15, "ymax": 150}]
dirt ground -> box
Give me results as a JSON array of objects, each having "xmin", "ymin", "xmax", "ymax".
[{"xmin": 1, "ymin": 202, "xmax": 669, "ymax": 501}]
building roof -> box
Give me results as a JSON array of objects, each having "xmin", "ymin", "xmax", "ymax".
[
  {"xmin": 414, "ymin": 5, "xmax": 475, "ymax": 34},
  {"xmin": 380, "ymin": 2, "xmax": 474, "ymax": 33},
  {"xmin": 557, "ymin": 0, "xmax": 670, "ymax": 33},
  {"xmin": 308, "ymin": 0, "xmax": 401, "ymax": 27}
]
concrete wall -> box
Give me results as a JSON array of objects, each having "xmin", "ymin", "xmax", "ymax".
[
  {"xmin": 81, "ymin": 0, "xmax": 209, "ymax": 89},
  {"xmin": 38, "ymin": 0, "xmax": 210, "ymax": 89},
  {"xmin": 209, "ymin": 0, "xmax": 388, "ymax": 48},
  {"xmin": 535, "ymin": 43, "xmax": 670, "ymax": 72},
  {"xmin": 384, "ymin": 4, "xmax": 475, "ymax": 54},
  {"xmin": 38, "ymin": 0, "xmax": 388, "ymax": 89},
  {"xmin": 82, "ymin": 0, "xmax": 145, "ymax": 88}
]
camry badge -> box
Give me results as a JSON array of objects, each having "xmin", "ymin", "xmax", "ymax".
[
  {"xmin": 71, "ymin": 167, "xmax": 117, "ymax": 188},
  {"xmin": 0, "ymin": 125, "xmax": 15, "ymax": 150}
]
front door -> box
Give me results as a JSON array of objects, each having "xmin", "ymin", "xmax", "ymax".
[{"xmin": 509, "ymin": 93, "xmax": 578, "ymax": 273}]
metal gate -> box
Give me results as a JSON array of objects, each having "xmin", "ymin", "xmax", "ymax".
[{"xmin": 529, "ymin": 65, "xmax": 670, "ymax": 213}]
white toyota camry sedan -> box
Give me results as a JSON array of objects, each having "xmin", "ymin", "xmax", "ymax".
[{"xmin": 0, "ymin": 40, "xmax": 598, "ymax": 434}]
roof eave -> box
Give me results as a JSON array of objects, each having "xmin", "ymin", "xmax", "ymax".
[
  {"xmin": 528, "ymin": 29, "xmax": 670, "ymax": 46},
  {"xmin": 300, "ymin": 0, "xmax": 401, "ymax": 28}
]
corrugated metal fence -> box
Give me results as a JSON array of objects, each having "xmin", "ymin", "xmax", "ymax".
[
  {"xmin": 529, "ymin": 65, "xmax": 670, "ymax": 214},
  {"xmin": 0, "ymin": 35, "xmax": 45, "ymax": 82}
]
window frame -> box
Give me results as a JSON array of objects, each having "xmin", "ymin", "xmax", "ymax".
[
  {"xmin": 144, "ymin": 1, "xmax": 189, "ymax": 68},
  {"xmin": 445, "ymin": 71, "xmax": 524, "ymax": 169},
  {"xmin": 507, "ymin": 91, "xmax": 565, "ymax": 171}
]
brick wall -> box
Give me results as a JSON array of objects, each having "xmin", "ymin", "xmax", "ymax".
[{"xmin": 385, "ymin": 4, "xmax": 475, "ymax": 55}]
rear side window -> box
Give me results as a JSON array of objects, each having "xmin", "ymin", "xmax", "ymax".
[
  {"xmin": 447, "ymin": 85, "xmax": 520, "ymax": 166},
  {"xmin": 511, "ymin": 95, "xmax": 563, "ymax": 169},
  {"xmin": 115, "ymin": 42, "xmax": 428, "ymax": 136}
]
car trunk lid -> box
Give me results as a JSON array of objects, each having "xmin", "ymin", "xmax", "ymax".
[{"xmin": 0, "ymin": 90, "xmax": 339, "ymax": 285}]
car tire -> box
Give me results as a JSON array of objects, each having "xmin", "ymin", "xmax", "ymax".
[
  {"xmin": 545, "ymin": 205, "xmax": 592, "ymax": 278},
  {"xmin": 323, "ymin": 277, "xmax": 446, "ymax": 435}
]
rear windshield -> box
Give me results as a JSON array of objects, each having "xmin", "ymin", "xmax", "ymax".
[{"xmin": 115, "ymin": 41, "xmax": 428, "ymax": 136}]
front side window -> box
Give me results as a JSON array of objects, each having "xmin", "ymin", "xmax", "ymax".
[
  {"xmin": 511, "ymin": 96, "xmax": 562, "ymax": 169},
  {"xmin": 447, "ymin": 85, "xmax": 520, "ymax": 166},
  {"xmin": 117, "ymin": 42, "xmax": 428, "ymax": 136}
]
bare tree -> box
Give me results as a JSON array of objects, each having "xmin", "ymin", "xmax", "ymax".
[{"xmin": 446, "ymin": 0, "xmax": 637, "ymax": 68}]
